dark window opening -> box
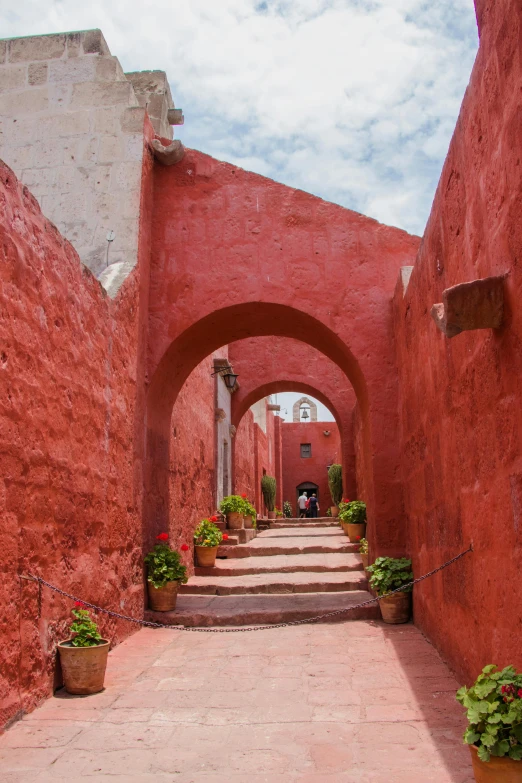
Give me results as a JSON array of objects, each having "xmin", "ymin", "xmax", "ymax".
[{"xmin": 300, "ymin": 443, "xmax": 312, "ymax": 458}]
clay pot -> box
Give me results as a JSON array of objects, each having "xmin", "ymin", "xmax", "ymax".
[
  {"xmin": 379, "ymin": 591, "xmax": 411, "ymax": 624},
  {"xmin": 227, "ymin": 512, "xmax": 243, "ymax": 529},
  {"xmin": 58, "ymin": 639, "xmax": 109, "ymax": 695},
  {"xmin": 469, "ymin": 745, "xmax": 522, "ymax": 782},
  {"xmin": 267, "ymin": 511, "xmax": 276, "ymax": 520},
  {"xmin": 346, "ymin": 522, "xmax": 366, "ymax": 543},
  {"xmin": 341, "ymin": 522, "xmax": 350, "ymax": 536},
  {"xmin": 147, "ymin": 580, "xmax": 179, "ymax": 612},
  {"xmin": 361, "ymin": 553, "xmax": 369, "ymax": 569},
  {"xmin": 196, "ymin": 545, "xmax": 219, "ymax": 567},
  {"xmin": 243, "ymin": 515, "xmax": 254, "ymax": 529},
  {"xmin": 331, "ymin": 506, "xmax": 339, "ymax": 517}
]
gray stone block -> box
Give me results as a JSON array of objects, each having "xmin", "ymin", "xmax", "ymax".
[
  {"xmin": 8, "ymin": 33, "xmax": 66, "ymax": 62},
  {"xmin": 0, "ymin": 65, "xmax": 27, "ymax": 91},
  {"xmin": 28, "ymin": 63, "xmax": 48, "ymax": 85},
  {"xmin": 81, "ymin": 29, "xmax": 110, "ymax": 56}
]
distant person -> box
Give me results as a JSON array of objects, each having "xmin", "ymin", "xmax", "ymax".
[
  {"xmin": 308, "ymin": 493, "xmax": 319, "ymax": 518},
  {"xmin": 297, "ymin": 491, "xmax": 308, "ymax": 518}
]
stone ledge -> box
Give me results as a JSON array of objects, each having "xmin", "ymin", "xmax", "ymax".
[{"xmin": 431, "ymin": 275, "xmax": 505, "ymax": 338}]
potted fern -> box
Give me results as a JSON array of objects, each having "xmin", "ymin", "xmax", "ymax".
[
  {"xmin": 456, "ymin": 664, "xmax": 522, "ymax": 781},
  {"xmin": 144, "ymin": 533, "xmax": 188, "ymax": 611},
  {"xmin": 366, "ymin": 556, "xmax": 413, "ymax": 623},
  {"xmin": 57, "ymin": 602, "xmax": 109, "ymax": 694},
  {"xmin": 339, "ymin": 500, "xmax": 366, "ymax": 542},
  {"xmin": 194, "ymin": 517, "xmax": 224, "ymax": 567},
  {"xmin": 220, "ymin": 495, "xmax": 245, "ymax": 529},
  {"xmin": 261, "ymin": 475, "xmax": 277, "ymax": 519},
  {"xmin": 328, "ymin": 464, "xmax": 343, "ymax": 517}
]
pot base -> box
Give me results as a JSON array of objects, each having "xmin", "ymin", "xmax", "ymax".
[{"xmin": 469, "ymin": 745, "xmax": 522, "ymax": 782}]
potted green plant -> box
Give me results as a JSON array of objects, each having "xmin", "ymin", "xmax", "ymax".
[
  {"xmin": 358, "ymin": 537, "xmax": 369, "ymax": 569},
  {"xmin": 366, "ymin": 556, "xmax": 413, "ymax": 623},
  {"xmin": 144, "ymin": 533, "xmax": 188, "ymax": 611},
  {"xmin": 328, "ymin": 464, "xmax": 343, "ymax": 517},
  {"xmin": 457, "ymin": 665, "xmax": 522, "ymax": 781},
  {"xmin": 194, "ymin": 517, "xmax": 224, "ymax": 567},
  {"xmin": 275, "ymin": 506, "xmax": 283, "ymax": 518},
  {"xmin": 261, "ymin": 475, "xmax": 277, "ymax": 519},
  {"xmin": 339, "ymin": 500, "xmax": 366, "ymax": 542},
  {"xmin": 220, "ymin": 495, "xmax": 245, "ymax": 529},
  {"xmin": 243, "ymin": 499, "xmax": 257, "ymax": 529},
  {"xmin": 283, "ymin": 500, "xmax": 292, "ymax": 518},
  {"xmin": 57, "ymin": 602, "xmax": 109, "ymax": 695}
]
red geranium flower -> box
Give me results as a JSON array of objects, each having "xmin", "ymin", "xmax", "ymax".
[
  {"xmin": 518, "ymin": 689, "xmax": 522, "ymax": 698},
  {"xmin": 356, "ymin": 536, "xmax": 361, "ymax": 541},
  {"xmin": 343, "ymin": 498, "xmax": 350, "ymax": 503},
  {"xmin": 241, "ymin": 493, "xmax": 247, "ymax": 498},
  {"xmin": 181, "ymin": 544, "xmax": 189, "ymax": 552},
  {"xmin": 156, "ymin": 532, "xmax": 169, "ymax": 541},
  {"xmin": 210, "ymin": 515, "xmax": 218, "ymax": 522},
  {"xmin": 74, "ymin": 601, "xmax": 85, "ymax": 608},
  {"xmin": 222, "ymin": 533, "xmax": 229, "ymax": 541}
]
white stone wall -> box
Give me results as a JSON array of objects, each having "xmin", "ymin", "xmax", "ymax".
[{"xmin": 0, "ymin": 30, "xmax": 178, "ymax": 296}]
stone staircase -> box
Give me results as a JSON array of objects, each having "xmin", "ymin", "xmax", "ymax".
[{"xmin": 146, "ymin": 523, "xmax": 379, "ymax": 627}]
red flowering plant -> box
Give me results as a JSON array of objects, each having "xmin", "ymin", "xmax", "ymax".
[
  {"xmin": 193, "ymin": 519, "xmax": 223, "ymax": 548},
  {"xmin": 69, "ymin": 602, "xmax": 103, "ymax": 647},
  {"xmin": 144, "ymin": 533, "xmax": 188, "ymax": 589},
  {"xmin": 456, "ymin": 665, "xmax": 522, "ymax": 762}
]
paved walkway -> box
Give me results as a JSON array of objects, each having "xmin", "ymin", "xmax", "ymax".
[{"xmin": 1, "ymin": 622, "xmax": 474, "ymax": 782}]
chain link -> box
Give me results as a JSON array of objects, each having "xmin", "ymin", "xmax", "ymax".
[{"xmin": 22, "ymin": 544, "xmax": 472, "ymax": 633}]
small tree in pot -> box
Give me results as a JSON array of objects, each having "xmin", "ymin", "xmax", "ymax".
[
  {"xmin": 328, "ymin": 464, "xmax": 343, "ymax": 517},
  {"xmin": 283, "ymin": 500, "xmax": 293, "ymax": 518},
  {"xmin": 194, "ymin": 517, "xmax": 225, "ymax": 567},
  {"xmin": 57, "ymin": 602, "xmax": 109, "ymax": 695},
  {"xmin": 261, "ymin": 475, "xmax": 277, "ymax": 519},
  {"xmin": 144, "ymin": 533, "xmax": 188, "ymax": 611},
  {"xmin": 220, "ymin": 495, "xmax": 245, "ymax": 529},
  {"xmin": 366, "ymin": 556, "xmax": 413, "ymax": 623},
  {"xmin": 457, "ymin": 665, "xmax": 522, "ymax": 781},
  {"xmin": 339, "ymin": 500, "xmax": 366, "ymax": 542}
]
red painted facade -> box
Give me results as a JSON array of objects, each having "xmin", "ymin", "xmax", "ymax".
[{"xmin": 281, "ymin": 422, "xmax": 342, "ymax": 516}]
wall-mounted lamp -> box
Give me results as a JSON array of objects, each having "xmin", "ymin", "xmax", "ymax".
[
  {"xmin": 211, "ymin": 365, "xmax": 238, "ymax": 390},
  {"xmin": 323, "ymin": 430, "xmax": 331, "ymax": 436}
]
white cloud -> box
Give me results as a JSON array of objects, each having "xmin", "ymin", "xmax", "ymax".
[{"xmin": 1, "ymin": 0, "xmax": 479, "ymax": 234}]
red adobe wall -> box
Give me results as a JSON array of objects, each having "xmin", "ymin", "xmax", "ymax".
[
  {"xmin": 233, "ymin": 409, "xmax": 257, "ymax": 506},
  {"xmin": 0, "ymin": 159, "xmax": 149, "ymax": 730},
  {"xmin": 282, "ymin": 422, "xmax": 342, "ymax": 516},
  {"xmin": 394, "ymin": 0, "xmax": 522, "ymax": 684}
]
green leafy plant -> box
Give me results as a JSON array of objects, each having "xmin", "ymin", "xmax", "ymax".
[
  {"xmin": 220, "ymin": 495, "xmax": 246, "ymax": 514},
  {"xmin": 283, "ymin": 500, "xmax": 292, "ymax": 518},
  {"xmin": 325, "ymin": 507, "xmax": 332, "ymax": 517},
  {"xmin": 243, "ymin": 501, "xmax": 257, "ymax": 519},
  {"xmin": 69, "ymin": 602, "xmax": 103, "ymax": 647},
  {"xmin": 339, "ymin": 500, "xmax": 367, "ymax": 524},
  {"xmin": 366, "ymin": 556, "xmax": 413, "ymax": 596},
  {"xmin": 456, "ymin": 665, "xmax": 522, "ymax": 762},
  {"xmin": 261, "ymin": 475, "xmax": 276, "ymax": 511},
  {"xmin": 275, "ymin": 506, "xmax": 283, "ymax": 517},
  {"xmin": 358, "ymin": 537, "xmax": 368, "ymax": 554},
  {"xmin": 328, "ymin": 464, "xmax": 343, "ymax": 506},
  {"xmin": 193, "ymin": 518, "xmax": 223, "ymax": 547},
  {"xmin": 144, "ymin": 533, "xmax": 188, "ymax": 588}
]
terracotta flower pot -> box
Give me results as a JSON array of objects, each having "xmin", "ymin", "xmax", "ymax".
[
  {"xmin": 267, "ymin": 511, "xmax": 276, "ymax": 520},
  {"xmin": 147, "ymin": 580, "xmax": 179, "ymax": 612},
  {"xmin": 243, "ymin": 515, "xmax": 254, "ymax": 529},
  {"xmin": 469, "ymin": 744, "xmax": 522, "ymax": 782},
  {"xmin": 331, "ymin": 506, "xmax": 339, "ymax": 517},
  {"xmin": 346, "ymin": 522, "xmax": 366, "ymax": 543},
  {"xmin": 58, "ymin": 639, "xmax": 109, "ymax": 695},
  {"xmin": 361, "ymin": 553, "xmax": 369, "ymax": 569},
  {"xmin": 227, "ymin": 512, "xmax": 243, "ymax": 529},
  {"xmin": 196, "ymin": 545, "xmax": 219, "ymax": 567},
  {"xmin": 379, "ymin": 591, "xmax": 411, "ymax": 624},
  {"xmin": 341, "ymin": 522, "xmax": 350, "ymax": 536}
]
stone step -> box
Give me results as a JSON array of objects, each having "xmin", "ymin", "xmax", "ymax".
[
  {"xmin": 146, "ymin": 590, "xmax": 379, "ymax": 627},
  {"xmin": 259, "ymin": 528, "xmax": 345, "ymax": 538},
  {"xmin": 270, "ymin": 521, "xmax": 340, "ymax": 528},
  {"xmin": 196, "ymin": 552, "xmax": 363, "ymax": 576},
  {"xmin": 180, "ymin": 570, "xmax": 367, "ymax": 595},
  {"xmin": 216, "ymin": 536, "xmax": 356, "ymax": 559}
]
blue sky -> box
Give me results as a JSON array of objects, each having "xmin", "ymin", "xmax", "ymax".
[{"xmin": 2, "ymin": 0, "xmax": 479, "ymax": 235}]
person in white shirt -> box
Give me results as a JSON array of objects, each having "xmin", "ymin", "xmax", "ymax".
[{"xmin": 298, "ymin": 492, "xmax": 308, "ymax": 518}]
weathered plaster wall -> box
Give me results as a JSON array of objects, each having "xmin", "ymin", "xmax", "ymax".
[
  {"xmin": 394, "ymin": 0, "xmax": 522, "ymax": 683},
  {"xmin": 233, "ymin": 410, "xmax": 257, "ymax": 506},
  {"xmin": 282, "ymin": 422, "xmax": 342, "ymax": 516},
  {"xmin": 0, "ymin": 160, "xmax": 145, "ymax": 729}
]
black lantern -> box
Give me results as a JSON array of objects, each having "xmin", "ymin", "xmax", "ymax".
[{"xmin": 222, "ymin": 371, "xmax": 238, "ymax": 390}]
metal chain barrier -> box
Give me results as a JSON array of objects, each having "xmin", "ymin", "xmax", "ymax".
[{"xmin": 21, "ymin": 544, "xmax": 473, "ymax": 633}]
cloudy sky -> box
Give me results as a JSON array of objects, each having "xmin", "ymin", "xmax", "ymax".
[{"xmin": 2, "ymin": 0, "xmax": 478, "ymax": 235}]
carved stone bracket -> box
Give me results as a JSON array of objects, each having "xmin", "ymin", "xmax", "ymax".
[
  {"xmin": 167, "ymin": 108, "xmax": 184, "ymax": 126},
  {"xmin": 151, "ymin": 138, "xmax": 185, "ymax": 166},
  {"xmin": 267, "ymin": 404, "xmax": 280, "ymax": 412},
  {"xmin": 431, "ymin": 275, "xmax": 505, "ymax": 338},
  {"xmin": 229, "ymin": 425, "xmax": 237, "ymax": 438},
  {"xmin": 215, "ymin": 408, "xmax": 227, "ymax": 422}
]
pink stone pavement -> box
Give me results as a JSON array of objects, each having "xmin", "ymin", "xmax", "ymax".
[{"xmin": 0, "ymin": 622, "xmax": 474, "ymax": 782}]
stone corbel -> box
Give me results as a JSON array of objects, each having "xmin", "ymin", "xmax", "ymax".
[
  {"xmin": 167, "ymin": 108, "xmax": 184, "ymax": 126},
  {"xmin": 229, "ymin": 425, "xmax": 237, "ymax": 438},
  {"xmin": 267, "ymin": 404, "xmax": 280, "ymax": 412},
  {"xmin": 431, "ymin": 275, "xmax": 505, "ymax": 338},
  {"xmin": 151, "ymin": 138, "xmax": 185, "ymax": 166},
  {"xmin": 215, "ymin": 408, "xmax": 227, "ymax": 422}
]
